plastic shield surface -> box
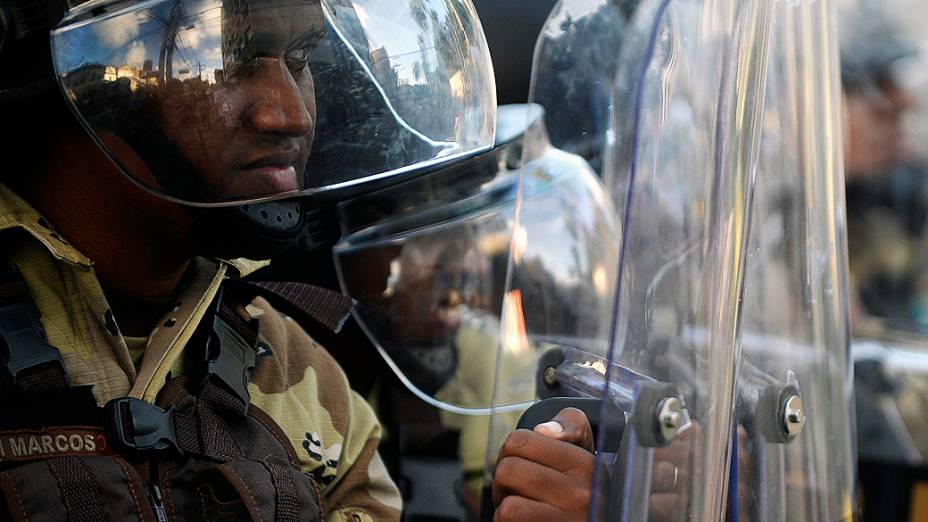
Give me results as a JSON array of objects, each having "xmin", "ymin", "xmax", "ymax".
[
  {"xmin": 530, "ymin": 0, "xmax": 627, "ymax": 175},
  {"xmin": 51, "ymin": 0, "xmax": 495, "ymax": 206},
  {"xmin": 487, "ymin": 0, "xmax": 776, "ymax": 519}
]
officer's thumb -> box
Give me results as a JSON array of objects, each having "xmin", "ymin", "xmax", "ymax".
[{"xmin": 534, "ymin": 407, "xmax": 595, "ymax": 453}]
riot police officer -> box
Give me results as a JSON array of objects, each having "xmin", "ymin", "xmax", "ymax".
[{"xmin": 0, "ymin": 0, "xmax": 499, "ymax": 519}]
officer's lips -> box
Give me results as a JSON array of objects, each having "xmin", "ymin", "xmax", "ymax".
[{"xmin": 239, "ymin": 152, "xmax": 301, "ymax": 193}]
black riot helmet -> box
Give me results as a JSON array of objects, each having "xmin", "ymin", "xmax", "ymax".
[{"xmin": 1, "ymin": 0, "xmax": 497, "ymax": 259}]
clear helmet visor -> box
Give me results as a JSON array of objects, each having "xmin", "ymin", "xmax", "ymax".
[
  {"xmin": 51, "ymin": 0, "xmax": 496, "ymax": 206},
  {"xmin": 332, "ymin": 104, "xmax": 620, "ymax": 414}
]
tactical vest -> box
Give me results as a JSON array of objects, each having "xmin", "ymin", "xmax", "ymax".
[{"xmin": 0, "ymin": 267, "xmax": 354, "ymax": 521}]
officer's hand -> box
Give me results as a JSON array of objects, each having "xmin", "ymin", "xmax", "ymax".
[{"xmin": 492, "ymin": 408, "xmax": 595, "ymax": 521}]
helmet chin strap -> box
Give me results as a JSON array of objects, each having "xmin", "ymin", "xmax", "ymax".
[
  {"xmin": 189, "ymin": 199, "xmax": 342, "ymax": 261},
  {"xmin": 0, "ymin": 32, "xmax": 58, "ymax": 103},
  {"xmin": 0, "ymin": 74, "xmax": 56, "ymax": 103},
  {"xmin": 189, "ymin": 200, "xmax": 307, "ymax": 261}
]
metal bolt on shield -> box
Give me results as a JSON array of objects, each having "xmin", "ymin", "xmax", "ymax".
[
  {"xmin": 543, "ymin": 366, "xmax": 558, "ymax": 387},
  {"xmin": 657, "ymin": 397, "xmax": 684, "ymax": 443},
  {"xmin": 783, "ymin": 394, "xmax": 804, "ymax": 438}
]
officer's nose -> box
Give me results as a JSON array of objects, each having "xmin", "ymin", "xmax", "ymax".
[{"xmin": 243, "ymin": 59, "xmax": 314, "ymax": 138}]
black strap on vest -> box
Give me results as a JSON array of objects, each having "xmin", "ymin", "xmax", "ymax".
[
  {"xmin": 0, "ymin": 264, "xmax": 67, "ymax": 394},
  {"xmin": 101, "ymin": 284, "xmax": 318, "ymax": 521},
  {"xmin": 0, "ymin": 271, "xmax": 327, "ymax": 520},
  {"xmin": 203, "ymin": 288, "xmax": 261, "ymax": 412},
  {"xmin": 104, "ymin": 285, "xmax": 262, "ymax": 456},
  {"xmin": 231, "ymin": 280, "xmax": 355, "ymax": 333},
  {"xmin": 103, "ymin": 280, "xmax": 353, "ymax": 458}
]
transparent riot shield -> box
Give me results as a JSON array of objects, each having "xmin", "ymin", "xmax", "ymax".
[
  {"xmin": 487, "ymin": 0, "xmax": 855, "ymax": 520},
  {"xmin": 333, "ymin": 104, "xmax": 618, "ymax": 415},
  {"xmin": 489, "ymin": 0, "xmax": 774, "ymax": 519}
]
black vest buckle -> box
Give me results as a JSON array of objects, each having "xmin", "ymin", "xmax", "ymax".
[
  {"xmin": 0, "ymin": 301, "xmax": 65, "ymax": 391},
  {"xmin": 206, "ymin": 312, "xmax": 258, "ymax": 406},
  {"xmin": 103, "ymin": 397, "xmax": 181, "ymax": 454},
  {"xmin": 197, "ymin": 287, "xmax": 262, "ymax": 408}
]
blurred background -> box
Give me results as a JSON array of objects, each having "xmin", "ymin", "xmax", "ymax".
[
  {"xmin": 472, "ymin": 0, "xmax": 558, "ymax": 105},
  {"xmin": 839, "ymin": 1, "xmax": 928, "ymax": 520}
]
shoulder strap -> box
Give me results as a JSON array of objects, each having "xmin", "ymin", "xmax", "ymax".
[
  {"xmin": 104, "ymin": 284, "xmax": 263, "ymax": 456},
  {"xmin": 228, "ymin": 280, "xmax": 354, "ymax": 334},
  {"xmin": 104, "ymin": 281, "xmax": 351, "ymax": 459}
]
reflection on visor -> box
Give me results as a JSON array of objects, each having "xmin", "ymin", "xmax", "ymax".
[
  {"xmin": 336, "ymin": 213, "xmax": 512, "ymax": 409},
  {"xmin": 56, "ymin": 0, "xmax": 324, "ymax": 202},
  {"xmin": 52, "ymin": 0, "xmax": 495, "ymax": 206}
]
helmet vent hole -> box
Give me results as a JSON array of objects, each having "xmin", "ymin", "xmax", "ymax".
[
  {"xmin": 260, "ymin": 210, "xmax": 269, "ymax": 219},
  {"xmin": 287, "ymin": 212, "xmax": 293, "ymax": 219},
  {"xmin": 276, "ymin": 215, "xmax": 283, "ymax": 223}
]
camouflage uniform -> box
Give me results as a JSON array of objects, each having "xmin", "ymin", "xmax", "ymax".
[{"xmin": 0, "ymin": 183, "xmax": 402, "ymax": 521}]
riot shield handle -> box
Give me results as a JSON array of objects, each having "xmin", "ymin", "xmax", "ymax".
[{"xmin": 516, "ymin": 396, "xmax": 626, "ymax": 453}]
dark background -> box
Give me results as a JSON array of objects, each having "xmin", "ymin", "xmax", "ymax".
[{"xmin": 472, "ymin": 0, "xmax": 559, "ymax": 104}]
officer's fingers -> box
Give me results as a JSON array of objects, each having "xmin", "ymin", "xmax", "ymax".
[
  {"xmin": 650, "ymin": 460, "xmax": 687, "ymax": 493},
  {"xmin": 736, "ymin": 426, "xmax": 752, "ymax": 502},
  {"xmin": 492, "ymin": 455, "xmax": 592, "ymax": 511},
  {"xmin": 494, "ymin": 496, "xmax": 580, "ymax": 522},
  {"xmin": 653, "ymin": 423, "xmax": 701, "ymax": 464},
  {"xmin": 649, "ymin": 492, "xmax": 687, "ymax": 522},
  {"xmin": 496, "ymin": 429, "xmax": 595, "ymax": 477},
  {"xmin": 737, "ymin": 426, "xmax": 751, "ymax": 471},
  {"xmin": 533, "ymin": 407, "xmax": 595, "ymax": 453}
]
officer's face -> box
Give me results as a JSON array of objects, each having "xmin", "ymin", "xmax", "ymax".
[
  {"xmin": 844, "ymin": 76, "xmax": 916, "ymax": 178},
  {"xmin": 374, "ymin": 240, "xmax": 473, "ymax": 346},
  {"xmin": 155, "ymin": 0, "xmax": 321, "ymax": 201}
]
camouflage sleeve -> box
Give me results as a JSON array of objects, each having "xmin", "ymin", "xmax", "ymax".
[{"xmin": 245, "ymin": 297, "xmax": 403, "ymax": 521}]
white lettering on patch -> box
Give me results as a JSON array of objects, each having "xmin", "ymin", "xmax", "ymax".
[{"xmin": 0, "ymin": 428, "xmax": 111, "ymax": 462}]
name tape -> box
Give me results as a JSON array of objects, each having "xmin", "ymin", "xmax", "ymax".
[{"xmin": 0, "ymin": 427, "xmax": 113, "ymax": 462}]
